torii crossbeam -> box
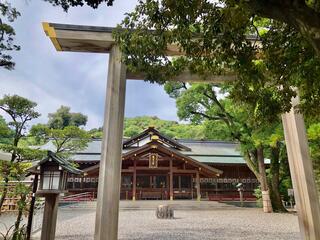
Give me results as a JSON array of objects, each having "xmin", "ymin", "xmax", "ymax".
[{"xmin": 43, "ymin": 22, "xmax": 320, "ymax": 240}]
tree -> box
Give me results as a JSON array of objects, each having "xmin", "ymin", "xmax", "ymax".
[
  {"xmin": 48, "ymin": 105, "xmax": 88, "ymax": 129},
  {"xmin": 164, "ymin": 82, "xmax": 289, "ymax": 211},
  {"xmin": 0, "ymin": 94, "xmax": 41, "ymax": 236},
  {"xmin": 111, "ymin": 0, "xmax": 320, "ymax": 120},
  {"xmin": 308, "ymin": 123, "xmax": 320, "ymax": 192},
  {"xmin": 30, "ymin": 106, "xmax": 90, "ymax": 158},
  {"xmin": 0, "ymin": 115, "xmax": 13, "ymax": 144},
  {"xmin": 45, "ymin": 0, "xmax": 320, "ymax": 56},
  {"xmin": 30, "ymin": 124, "xmax": 90, "ymax": 158},
  {"xmin": 4, "ymin": 1, "xmax": 320, "ymax": 70},
  {"xmin": 0, "ymin": 2, "xmax": 20, "ymax": 70},
  {"xmin": 89, "ymin": 116, "xmax": 209, "ymax": 139},
  {"xmin": 44, "ymin": 0, "xmax": 114, "ymax": 10},
  {"xmin": 237, "ymin": 0, "xmax": 320, "ymax": 55}
]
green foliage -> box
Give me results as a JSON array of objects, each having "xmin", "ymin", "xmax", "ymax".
[
  {"xmin": 30, "ymin": 124, "xmax": 90, "ymax": 158},
  {"xmin": 0, "ymin": 115, "xmax": 13, "ymax": 144},
  {"xmin": 0, "ymin": 223, "xmax": 26, "ymax": 240},
  {"xmin": 0, "ymin": 94, "xmax": 41, "ymax": 224},
  {"xmin": 123, "ymin": 116, "xmax": 206, "ymax": 139},
  {"xmin": 47, "ymin": 106, "xmax": 87, "ymax": 129},
  {"xmin": 88, "ymin": 116, "xmax": 231, "ymax": 141},
  {"xmin": 0, "ymin": 95, "xmax": 40, "ymax": 145},
  {"xmin": 0, "ymin": 94, "xmax": 42, "ymax": 161},
  {"xmin": 88, "ymin": 127, "xmax": 103, "ymax": 138},
  {"xmin": 30, "ymin": 105, "xmax": 90, "ymax": 158},
  {"xmin": 44, "ymin": 0, "xmax": 114, "ymax": 11},
  {"xmin": 0, "ymin": 2, "xmax": 20, "ymax": 70},
  {"xmin": 308, "ymin": 123, "xmax": 320, "ymax": 191},
  {"xmin": 113, "ymin": 0, "xmax": 320, "ymax": 122},
  {"xmin": 253, "ymin": 187, "xmax": 263, "ymax": 208}
]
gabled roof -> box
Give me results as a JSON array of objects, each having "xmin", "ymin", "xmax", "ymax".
[
  {"xmin": 122, "ymin": 139, "xmax": 223, "ymax": 177},
  {"xmin": 123, "ymin": 126, "xmax": 191, "ymax": 151},
  {"xmin": 28, "ymin": 151, "xmax": 83, "ymax": 175}
]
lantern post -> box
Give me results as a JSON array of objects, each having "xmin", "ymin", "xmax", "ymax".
[{"xmin": 28, "ymin": 151, "xmax": 82, "ymax": 240}]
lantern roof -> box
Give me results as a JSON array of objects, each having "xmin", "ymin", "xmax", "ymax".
[{"xmin": 28, "ymin": 151, "xmax": 83, "ymax": 175}]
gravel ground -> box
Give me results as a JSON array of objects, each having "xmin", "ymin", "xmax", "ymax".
[{"xmin": 30, "ymin": 208, "xmax": 301, "ymax": 240}]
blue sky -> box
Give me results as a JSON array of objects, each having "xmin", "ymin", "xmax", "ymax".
[{"xmin": 0, "ymin": 0, "xmax": 179, "ymax": 129}]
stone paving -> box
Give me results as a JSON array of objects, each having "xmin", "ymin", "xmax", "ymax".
[{"xmin": 30, "ymin": 206, "xmax": 300, "ymax": 240}]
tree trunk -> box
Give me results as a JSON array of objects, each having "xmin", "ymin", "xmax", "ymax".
[
  {"xmin": 12, "ymin": 193, "xmax": 27, "ymax": 240},
  {"xmin": 257, "ymin": 147, "xmax": 273, "ymax": 213},
  {"xmin": 0, "ymin": 171, "xmax": 9, "ymax": 214},
  {"xmin": 245, "ymin": 0, "xmax": 320, "ymax": 56},
  {"xmin": 268, "ymin": 144, "xmax": 287, "ymax": 212}
]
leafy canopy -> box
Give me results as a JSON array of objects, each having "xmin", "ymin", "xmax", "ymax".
[
  {"xmin": 30, "ymin": 106, "xmax": 90, "ymax": 158},
  {"xmin": 0, "ymin": 2, "xmax": 20, "ymax": 70},
  {"xmin": 0, "ymin": 95, "xmax": 40, "ymax": 146},
  {"xmin": 88, "ymin": 116, "xmax": 231, "ymax": 141},
  {"xmin": 113, "ymin": 0, "xmax": 320, "ymax": 121},
  {"xmin": 48, "ymin": 105, "xmax": 88, "ymax": 129},
  {"xmin": 44, "ymin": 0, "xmax": 114, "ymax": 11}
]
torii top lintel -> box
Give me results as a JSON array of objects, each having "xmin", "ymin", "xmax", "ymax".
[{"xmin": 42, "ymin": 22, "xmax": 236, "ymax": 83}]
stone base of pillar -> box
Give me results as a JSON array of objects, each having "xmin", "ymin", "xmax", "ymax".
[
  {"xmin": 170, "ymin": 196, "xmax": 173, "ymax": 201},
  {"xmin": 197, "ymin": 196, "xmax": 201, "ymax": 201},
  {"xmin": 132, "ymin": 196, "xmax": 136, "ymax": 201},
  {"xmin": 262, "ymin": 190, "xmax": 272, "ymax": 213}
]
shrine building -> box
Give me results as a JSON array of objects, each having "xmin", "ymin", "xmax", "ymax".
[{"xmin": 65, "ymin": 127, "xmax": 259, "ymax": 201}]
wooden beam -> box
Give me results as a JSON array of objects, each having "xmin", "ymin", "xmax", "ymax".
[
  {"xmin": 43, "ymin": 22, "xmax": 236, "ymax": 83},
  {"xmin": 94, "ymin": 45, "xmax": 126, "ymax": 240},
  {"xmin": 126, "ymin": 70, "xmax": 236, "ymax": 83},
  {"xmin": 173, "ymin": 169, "xmax": 197, "ymax": 174},
  {"xmin": 121, "ymin": 169, "xmax": 134, "ymax": 173},
  {"xmin": 282, "ymin": 95, "xmax": 320, "ymax": 240},
  {"xmin": 42, "ymin": 22, "xmax": 186, "ymax": 56},
  {"xmin": 128, "ymin": 166, "xmax": 178, "ymax": 171}
]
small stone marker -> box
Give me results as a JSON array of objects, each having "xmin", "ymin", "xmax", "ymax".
[{"xmin": 156, "ymin": 205, "xmax": 174, "ymax": 219}]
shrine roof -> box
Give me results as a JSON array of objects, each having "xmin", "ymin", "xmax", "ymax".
[
  {"xmin": 34, "ymin": 128, "xmax": 270, "ymax": 165},
  {"xmin": 67, "ymin": 138, "xmax": 250, "ymax": 164},
  {"xmin": 28, "ymin": 151, "xmax": 83, "ymax": 175}
]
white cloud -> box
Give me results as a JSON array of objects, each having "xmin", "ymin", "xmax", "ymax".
[{"xmin": 0, "ymin": 0, "xmax": 180, "ymax": 130}]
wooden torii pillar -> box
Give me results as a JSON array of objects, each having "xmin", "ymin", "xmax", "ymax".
[{"xmin": 42, "ymin": 22, "xmax": 320, "ymax": 240}]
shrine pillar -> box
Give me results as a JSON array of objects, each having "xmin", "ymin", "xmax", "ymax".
[
  {"xmin": 282, "ymin": 94, "xmax": 320, "ymax": 240},
  {"xmin": 196, "ymin": 171, "xmax": 201, "ymax": 201},
  {"xmin": 94, "ymin": 45, "xmax": 126, "ymax": 240},
  {"xmin": 170, "ymin": 159, "xmax": 173, "ymax": 200},
  {"xmin": 132, "ymin": 159, "xmax": 137, "ymax": 201}
]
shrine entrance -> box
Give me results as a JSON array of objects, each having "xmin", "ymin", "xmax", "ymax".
[{"xmin": 120, "ymin": 136, "xmax": 221, "ymax": 201}]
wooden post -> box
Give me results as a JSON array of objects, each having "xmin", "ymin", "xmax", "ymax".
[
  {"xmin": 170, "ymin": 159, "xmax": 173, "ymax": 200},
  {"xmin": 132, "ymin": 159, "xmax": 137, "ymax": 201},
  {"xmin": 41, "ymin": 194, "xmax": 59, "ymax": 240},
  {"xmin": 196, "ymin": 171, "xmax": 201, "ymax": 201},
  {"xmin": 94, "ymin": 45, "xmax": 126, "ymax": 240},
  {"xmin": 26, "ymin": 174, "xmax": 39, "ymax": 240},
  {"xmin": 191, "ymin": 174, "xmax": 194, "ymax": 199},
  {"xmin": 282, "ymin": 94, "xmax": 320, "ymax": 240}
]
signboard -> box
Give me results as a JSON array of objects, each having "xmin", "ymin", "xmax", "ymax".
[{"xmin": 149, "ymin": 153, "xmax": 158, "ymax": 168}]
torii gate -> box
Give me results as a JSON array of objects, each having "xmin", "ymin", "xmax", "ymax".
[{"xmin": 42, "ymin": 22, "xmax": 320, "ymax": 240}]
